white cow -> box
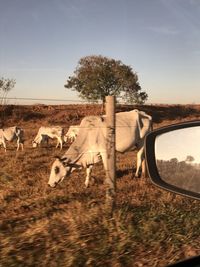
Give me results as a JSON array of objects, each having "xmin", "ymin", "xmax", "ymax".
[
  {"xmin": 0, "ymin": 126, "xmax": 24, "ymax": 152},
  {"xmin": 33, "ymin": 126, "xmax": 64, "ymax": 149},
  {"xmin": 48, "ymin": 109, "xmax": 152, "ymax": 188},
  {"xmin": 64, "ymin": 125, "xmax": 80, "ymax": 143}
]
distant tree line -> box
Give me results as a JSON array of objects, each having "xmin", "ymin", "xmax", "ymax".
[{"xmin": 157, "ymin": 157, "xmax": 200, "ymax": 193}]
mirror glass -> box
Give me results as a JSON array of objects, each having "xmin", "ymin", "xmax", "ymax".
[{"xmin": 155, "ymin": 126, "xmax": 200, "ymax": 193}]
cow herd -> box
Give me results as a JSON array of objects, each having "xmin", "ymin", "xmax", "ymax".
[
  {"xmin": 0, "ymin": 125, "xmax": 80, "ymax": 152},
  {"xmin": 1, "ymin": 109, "xmax": 152, "ymax": 189}
]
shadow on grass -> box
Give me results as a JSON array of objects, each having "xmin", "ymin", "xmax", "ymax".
[{"xmin": 116, "ymin": 168, "xmax": 133, "ymax": 178}]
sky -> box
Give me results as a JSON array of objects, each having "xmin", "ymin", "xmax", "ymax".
[
  {"xmin": 1, "ymin": 0, "xmax": 200, "ymax": 104},
  {"xmin": 156, "ymin": 126, "xmax": 200, "ymax": 163}
]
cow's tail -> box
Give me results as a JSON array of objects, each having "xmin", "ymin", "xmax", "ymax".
[{"xmin": 136, "ymin": 110, "xmax": 153, "ymax": 139}]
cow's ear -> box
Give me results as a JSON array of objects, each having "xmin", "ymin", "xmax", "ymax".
[
  {"xmin": 54, "ymin": 156, "xmax": 64, "ymax": 161},
  {"xmin": 67, "ymin": 163, "xmax": 79, "ymax": 168},
  {"xmin": 61, "ymin": 157, "xmax": 68, "ymax": 162},
  {"xmin": 54, "ymin": 156, "xmax": 70, "ymax": 167}
]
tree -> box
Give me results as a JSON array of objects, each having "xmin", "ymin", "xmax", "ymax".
[
  {"xmin": 0, "ymin": 77, "xmax": 16, "ymax": 105},
  {"xmin": 65, "ymin": 55, "xmax": 148, "ymax": 105},
  {"xmin": 185, "ymin": 155, "xmax": 195, "ymax": 163}
]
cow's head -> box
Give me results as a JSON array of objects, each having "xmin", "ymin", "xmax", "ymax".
[{"xmin": 48, "ymin": 156, "xmax": 80, "ymax": 188}]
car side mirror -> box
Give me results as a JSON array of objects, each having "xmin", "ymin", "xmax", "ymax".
[{"xmin": 145, "ymin": 121, "xmax": 200, "ymax": 200}]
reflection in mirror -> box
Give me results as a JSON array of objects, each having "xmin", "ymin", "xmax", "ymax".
[{"xmin": 155, "ymin": 126, "xmax": 200, "ymax": 193}]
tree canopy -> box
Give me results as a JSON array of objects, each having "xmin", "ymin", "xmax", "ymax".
[{"xmin": 65, "ymin": 55, "xmax": 148, "ymax": 104}]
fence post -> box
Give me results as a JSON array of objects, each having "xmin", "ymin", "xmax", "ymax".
[{"xmin": 105, "ymin": 96, "xmax": 116, "ymax": 209}]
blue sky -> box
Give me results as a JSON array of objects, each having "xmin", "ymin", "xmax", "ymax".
[{"xmin": 1, "ymin": 0, "xmax": 200, "ymax": 104}]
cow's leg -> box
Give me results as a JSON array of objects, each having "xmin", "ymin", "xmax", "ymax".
[
  {"xmin": 16, "ymin": 137, "xmax": 24, "ymax": 151},
  {"xmin": 59, "ymin": 139, "xmax": 63, "ymax": 150},
  {"xmin": 39, "ymin": 136, "xmax": 43, "ymax": 147},
  {"xmin": 141, "ymin": 158, "xmax": 147, "ymax": 178},
  {"xmin": 135, "ymin": 146, "xmax": 144, "ymax": 178},
  {"xmin": 85, "ymin": 165, "xmax": 93, "ymax": 188},
  {"xmin": 55, "ymin": 139, "xmax": 59, "ymax": 148},
  {"xmin": 16, "ymin": 138, "xmax": 20, "ymax": 151},
  {"xmin": 2, "ymin": 139, "xmax": 6, "ymax": 152},
  {"xmin": 20, "ymin": 141, "xmax": 24, "ymax": 151},
  {"xmin": 57, "ymin": 137, "xmax": 63, "ymax": 150},
  {"xmin": 55, "ymin": 137, "xmax": 62, "ymax": 149}
]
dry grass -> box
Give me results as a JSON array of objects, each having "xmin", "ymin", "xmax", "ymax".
[{"xmin": 0, "ymin": 104, "xmax": 200, "ymax": 267}]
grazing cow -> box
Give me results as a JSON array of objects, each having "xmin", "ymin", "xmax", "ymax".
[
  {"xmin": 48, "ymin": 110, "xmax": 152, "ymax": 188},
  {"xmin": 64, "ymin": 125, "xmax": 80, "ymax": 143},
  {"xmin": 33, "ymin": 126, "xmax": 64, "ymax": 149},
  {"xmin": 0, "ymin": 126, "xmax": 24, "ymax": 152}
]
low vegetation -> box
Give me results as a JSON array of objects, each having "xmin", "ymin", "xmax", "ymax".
[{"xmin": 0, "ymin": 104, "xmax": 200, "ymax": 267}]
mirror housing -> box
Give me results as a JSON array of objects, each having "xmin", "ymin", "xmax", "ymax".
[{"xmin": 145, "ymin": 121, "xmax": 200, "ymax": 200}]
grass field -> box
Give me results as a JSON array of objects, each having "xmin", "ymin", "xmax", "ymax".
[{"xmin": 0, "ymin": 104, "xmax": 200, "ymax": 267}]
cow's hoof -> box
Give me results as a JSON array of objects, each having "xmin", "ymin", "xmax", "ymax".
[{"xmin": 131, "ymin": 172, "xmax": 139, "ymax": 179}]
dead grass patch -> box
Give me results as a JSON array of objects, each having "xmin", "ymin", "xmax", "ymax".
[{"xmin": 0, "ymin": 104, "xmax": 200, "ymax": 266}]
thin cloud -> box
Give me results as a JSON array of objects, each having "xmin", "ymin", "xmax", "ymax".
[
  {"xmin": 147, "ymin": 25, "xmax": 179, "ymax": 35},
  {"xmin": 160, "ymin": 0, "xmax": 200, "ymax": 34},
  {"xmin": 55, "ymin": 0, "xmax": 84, "ymax": 19}
]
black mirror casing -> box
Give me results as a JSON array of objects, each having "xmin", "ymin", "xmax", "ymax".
[{"xmin": 145, "ymin": 121, "xmax": 200, "ymax": 201}]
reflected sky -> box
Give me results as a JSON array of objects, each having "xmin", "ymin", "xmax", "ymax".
[{"xmin": 155, "ymin": 126, "xmax": 200, "ymax": 163}]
